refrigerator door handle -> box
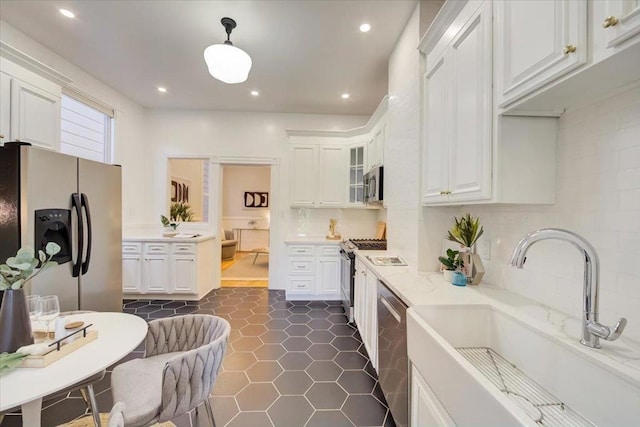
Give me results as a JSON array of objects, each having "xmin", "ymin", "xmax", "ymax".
[
  {"xmin": 71, "ymin": 193, "xmax": 83, "ymax": 278},
  {"xmin": 80, "ymin": 193, "xmax": 93, "ymax": 275}
]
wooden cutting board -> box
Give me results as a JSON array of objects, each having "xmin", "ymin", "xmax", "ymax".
[{"xmin": 376, "ymin": 221, "xmax": 386, "ymax": 240}]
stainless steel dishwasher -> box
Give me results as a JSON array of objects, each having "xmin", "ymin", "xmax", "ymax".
[{"xmin": 377, "ymin": 280, "xmax": 408, "ymax": 427}]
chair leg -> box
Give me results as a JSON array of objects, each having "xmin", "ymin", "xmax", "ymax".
[
  {"xmin": 204, "ymin": 398, "xmax": 216, "ymax": 427},
  {"xmin": 80, "ymin": 385, "xmax": 102, "ymax": 427}
]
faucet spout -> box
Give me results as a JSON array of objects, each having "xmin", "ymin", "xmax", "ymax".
[{"xmin": 509, "ymin": 228, "xmax": 627, "ymax": 349}]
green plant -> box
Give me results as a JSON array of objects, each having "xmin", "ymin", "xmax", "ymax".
[
  {"xmin": 170, "ymin": 202, "xmax": 194, "ymax": 222},
  {"xmin": 0, "ymin": 243, "xmax": 61, "ymax": 290},
  {"xmin": 0, "ymin": 352, "xmax": 27, "ymax": 376},
  {"xmin": 160, "ymin": 215, "xmax": 179, "ymax": 230},
  {"xmin": 446, "ymin": 213, "xmax": 484, "ymax": 248},
  {"xmin": 438, "ymin": 249, "xmax": 464, "ymax": 271}
]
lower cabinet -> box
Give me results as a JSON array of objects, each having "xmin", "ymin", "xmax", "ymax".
[
  {"xmin": 411, "ymin": 365, "xmax": 456, "ymax": 427},
  {"xmin": 122, "ymin": 239, "xmax": 214, "ymax": 297},
  {"xmin": 286, "ymin": 243, "xmax": 340, "ymax": 299},
  {"xmin": 354, "ymin": 257, "xmax": 378, "ymax": 371}
]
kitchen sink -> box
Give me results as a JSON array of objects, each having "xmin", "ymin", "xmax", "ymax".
[{"xmin": 407, "ymin": 304, "xmax": 640, "ymax": 427}]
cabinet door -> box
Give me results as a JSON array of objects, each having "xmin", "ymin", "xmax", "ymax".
[
  {"xmin": 448, "ymin": 0, "xmax": 492, "ymax": 202},
  {"xmin": 122, "ymin": 255, "xmax": 142, "ymax": 293},
  {"xmin": 10, "ymin": 78, "xmax": 61, "ymax": 150},
  {"xmin": 290, "ymin": 145, "xmax": 317, "ymax": 206},
  {"xmin": 354, "ymin": 261, "xmax": 366, "ymax": 332},
  {"xmin": 602, "ymin": 0, "xmax": 640, "ymax": 48},
  {"xmin": 365, "ymin": 267, "xmax": 378, "ymax": 370},
  {"xmin": 422, "ymin": 54, "xmax": 450, "ymax": 204},
  {"xmin": 171, "ymin": 255, "xmax": 197, "ymax": 294},
  {"xmin": 0, "ymin": 72, "xmax": 11, "ymax": 142},
  {"xmin": 318, "ymin": 145, "xmax": 346, "ymax": 206},
  {"xmin": 348, "ymin": 145, "xmax": 366, "ymax": 204},
  {"xmin": 411, "ymin": 366, "xmax": 456, "ymax": 427},
  {"xmin": 317, "ymin": 256, "xmax": 340, "ymax": 295},
  {"xmin": 142, "ymin": 254, "xmax": 171, "ymax": 293},
  {"xmin": 497, "ymin": 0, "xmax": 587, "ymax": 108}
]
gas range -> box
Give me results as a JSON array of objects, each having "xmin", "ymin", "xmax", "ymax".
[{"xmin": 343, "ymin": 239, "xmax": 387, "ymax": 251}]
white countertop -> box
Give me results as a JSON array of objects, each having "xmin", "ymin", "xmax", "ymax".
[
  {"xmin": 123, "ymin": 233, "xmax": 216, "ymax": 243},
  {"xmin": 353, "ymin": 249, "xmax": 640, "ymax": 389},
  {"xmin": 285, "ymin": 236, "xmax": 342, "ymax": 244}
]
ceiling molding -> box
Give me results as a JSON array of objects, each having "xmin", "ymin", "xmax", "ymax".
[
  {"xmin": 0, "ymin": 41, "xmax": 73, "ymax": 86},
  {"xmin": 285, "ymin": 95, "xmax": 389, "ymax": 138},
  {"xmin": 418, "ymin": 0, "xmax": 468, "ymax": 54},
  {"xmin": 212, "ymin": 156, "xmax": 280, "ymax": 165}
]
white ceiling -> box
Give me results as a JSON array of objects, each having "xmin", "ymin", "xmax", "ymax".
[{"xmin": 0, "ymin": 0, "xmax": 417, "ymax": 115}]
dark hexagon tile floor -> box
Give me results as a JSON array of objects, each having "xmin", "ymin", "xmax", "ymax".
[{"xmin": 1, "ymin": 288, "xmax": 395, "ymax": 427}]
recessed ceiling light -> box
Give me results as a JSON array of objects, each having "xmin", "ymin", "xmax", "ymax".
[
  {"xmin": 157, "ymin": 87, "xmax": 167, "ymax": 93},
  {"xmin": 59, "ymin": 9, "xmax": 76, "ymax": 19},
  {"xmin": 359, "ymin": 23, "xmax": 371, "ymax": 33},
  {"xmin": 251, "ymin": 90, "xmax": 259, "ymax": 96},
  {"xmin": 341, "ymin": 93, "xmax": 350, "ymax": 99}
]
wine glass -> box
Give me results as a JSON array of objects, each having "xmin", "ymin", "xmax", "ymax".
[
  {"xmin": 26, "ymin": 295, "xmax": 42, "ymax": 327},
  {"xmin": 40, "ymin": 295, "xmax": 60, "ymax": 342}
]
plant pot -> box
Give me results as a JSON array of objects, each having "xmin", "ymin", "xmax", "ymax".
[
  {"xmin": 443, "ymin": 270, "xmax": 455, "ymax": 282},
  {"xmin": 0, "ymin": 288, "xmax": 34, "ymax": 353}
]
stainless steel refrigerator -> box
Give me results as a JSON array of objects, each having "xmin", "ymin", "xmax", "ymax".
[{"xmin": 0, "ymin": 142, "xmax": 122, "ymax": 312}]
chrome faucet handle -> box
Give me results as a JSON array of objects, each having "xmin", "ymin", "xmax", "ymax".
[{"xmin": 587, "ymin": 318, "xmax": 627, "ymax": 341}]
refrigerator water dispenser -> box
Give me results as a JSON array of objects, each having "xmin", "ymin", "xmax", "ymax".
[{"xmin": 34, "ymin": 209, "xmax": 72, "ymax": 264}]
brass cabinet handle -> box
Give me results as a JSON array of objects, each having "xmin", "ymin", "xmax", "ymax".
[
  {"xmin": 564, "ymin": 44, "xmax": 577, "ymax": 54},
  {"xmin": 603, "ymin": 16, "xmax": 619, "ymax": 28},
  {"xmin": 440, "ymin": 190, "xmax": 452, "ymax": 195}
]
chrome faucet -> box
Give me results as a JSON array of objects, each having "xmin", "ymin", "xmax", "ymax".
[{"xmin": 509, "ymin": 228, "xmax": 627, "ymax": 348}]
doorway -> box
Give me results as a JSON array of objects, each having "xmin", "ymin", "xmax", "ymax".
[{"xmin": 220, "ymin": 164, "xmax": 271, "ymax": 288}]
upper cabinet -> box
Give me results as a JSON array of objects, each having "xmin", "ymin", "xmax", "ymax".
[
  {"xmin": 601, "ymin": 0, "xmax": 640, "ymax": 49},
  {"xmin": 0, "ymin": 53, "xmax": 68, "ymax": 151},
  {"xmin": 290, "ymin": 144, "xmax": 346, "ymax": 207},
  {"xmin": 423, "ymin": 0, "xmax": 492, "ymax": 204},
  {"xmin": 287, "ymin": 96, "xmax": 388, "ymax": 208},
  {"xmin": 420, "ymin": 0, "xmax": 557, "ymax": 206},
  {"xmin": 495, "ymin": 0, "xmax": 587, "ymax": 109}
]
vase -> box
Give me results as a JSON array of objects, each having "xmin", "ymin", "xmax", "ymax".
[
  {"xmin": 0, "ymin": 288, "xmax": 34, "ymax": 353},
  {"xmin": 443, "ymin": 270, "xmax": 455, "ymax": 282}
]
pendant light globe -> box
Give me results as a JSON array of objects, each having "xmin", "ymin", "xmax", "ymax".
[{"xmin": 203, "ymin": 17, "xmax": 252, "ymax": 84}]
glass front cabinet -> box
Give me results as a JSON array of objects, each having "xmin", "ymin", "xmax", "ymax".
[{"xmin": 348, "ymin": 145, "xmax": 365, "ymax": 205}]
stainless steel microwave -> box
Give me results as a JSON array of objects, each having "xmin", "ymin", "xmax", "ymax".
[{"xmin": 364, "ymin": 166, "xmax": 383, "ymax": 204}]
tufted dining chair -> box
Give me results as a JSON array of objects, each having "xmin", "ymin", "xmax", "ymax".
[{"xmin": 111, "ymin": 314, "xmax": 230, "ymax": 427}]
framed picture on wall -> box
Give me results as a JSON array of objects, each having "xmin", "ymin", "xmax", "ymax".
[
  {"xmin": 171, "ymin": 177, "xmax": 191, "ymax": 203},
  {"xmin": 244, "ymin": 191, "xmax": 269, "ymax": 208}
]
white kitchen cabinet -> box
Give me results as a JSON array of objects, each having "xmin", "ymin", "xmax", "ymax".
[
  {"xmin": 0, "ymin": 72, "xmax": 11, "ymax": 142},
  {"xmin": 601, "ymin": 0, "xmax": 640, "ymax": 49},
  {"xmin": 410, "ymin": 365, "xmax": 456, "ymax": 427},
  {"xmin": 122, "ymin": 254, "xmax": 142, "ymax": 293},
  {"xmin": 421, "ymin": 0, "xmax": 557, "ymax": 206},
  {"xmin": 354, "ymin": 257, "xmax": 378, "ymax": 371},
  {"xmin": 422, "ymin": 0, "xmax": 492, "ymax": 204},
  {"xmin": 347, "ymin": 144, "xmax": 366, "ymax": 205},
  {"xmin": 290, "ymin": 144, "xmax": 346, "ymax": 207},
  {"xmin": 318, "ymin": 145, "xmax": 347, "ymax": 206},
  {"xmin": 122, "ymin": 238, "xmax": 214, "ymax": 298},
  {"xmin": 495, "ymin": 0, "xmax": 587, "ymax": 109},
  {"xmin": 286, "ymin": 243, "xmax": 340, "ymax": 299}
]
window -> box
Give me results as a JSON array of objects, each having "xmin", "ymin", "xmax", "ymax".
[{"xmin": 60, "ymin": 91, "xmax": 114, "ymax": 163}]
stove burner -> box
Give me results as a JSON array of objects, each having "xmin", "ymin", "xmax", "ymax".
[{"xmin": 348, "ymin": 239, "xmax": 387, "ymax": 250}]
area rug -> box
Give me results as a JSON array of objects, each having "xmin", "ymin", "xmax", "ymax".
[
  {"xmin": 61, "ymin": 414, "xmax": 174, "ymax": 426},
  {"xmin": 221, "ymin": 252, "xmax": 269, "ymax": 280}
]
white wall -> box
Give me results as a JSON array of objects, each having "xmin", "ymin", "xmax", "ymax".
[
  {"xmin": 169, "ymin": 158, "xmax": 205, "ymax": 221},
  {"xmin": 384, "ymin": 5, "xmax": 426, "ymax": 267},
  {"xmin": 222, "ymin": 165, "xmax": 271, "ymax": 219}
]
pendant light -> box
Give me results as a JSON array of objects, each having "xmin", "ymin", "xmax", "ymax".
[{"xmin": 203, "ymin": 17, "xmax": 252, "ymax": 84}]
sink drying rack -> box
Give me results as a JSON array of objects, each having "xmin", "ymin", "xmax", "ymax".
[{"xmin": 456, "ymin": 347, "xmax": 594, "ymax": 427}]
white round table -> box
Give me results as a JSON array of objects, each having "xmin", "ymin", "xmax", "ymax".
[{"xmin": 0, "ymin": 312, "xmax": 148, "ymax": 427}]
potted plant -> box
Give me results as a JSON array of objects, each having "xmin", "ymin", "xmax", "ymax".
[
  {"xmin": 438, "ymin": 249, "xmax": 463, "ymax": 282},
  {"xmin": 170, "ymin": 202, "xmax": 194, "ymax": 222},
  {"xmin": 0, "ymin": 242, "xmax": 60, "ymax": 353},
  {"xmin": 161, "ymin": 214, "xmax": 180, "ymax": 236},
  {"xmin": 446, "ymin": 213, "xmax": 485, "ymax": 285}
]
